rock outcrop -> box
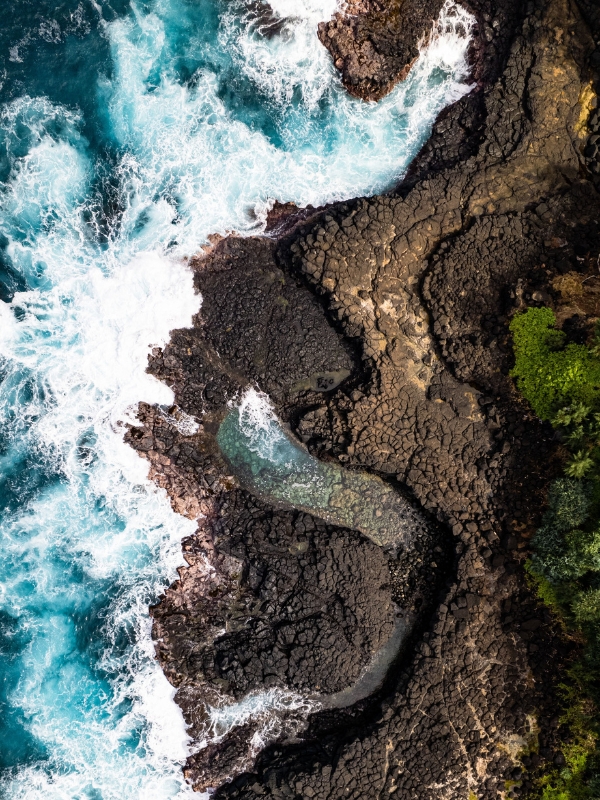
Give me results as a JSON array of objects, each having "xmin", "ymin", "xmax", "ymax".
[
  {"xmin": 318, "ymin": 0, "xmax": 445, "ymax": 101},
  {"xmin": 127, "ymin": 237, "xmax": 449, "ymax": 790},
  {"xmin": 318, "ymin": 0, "xmax": 522, "ymax": 102},
  {"xmin": 127, "ymin": 0, "xmax": 600, "ymax": 797}
]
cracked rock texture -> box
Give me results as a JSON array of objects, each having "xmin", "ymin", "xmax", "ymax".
[
  {"xmin": 318, "ymin": 0, "xmax": 445, "ymax": 101},
  {"xmin": 127, "ymin": 0, "xmax": 600, "ymax": 797},
  {"xmin": 127, "ymin": 239, "xmax": 447, "ymax": 791},
  {"xmin": 318, "ymin": 0, "xmax": 521, "ymax": 102}
]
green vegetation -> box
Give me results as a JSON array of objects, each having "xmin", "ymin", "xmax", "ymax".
[
  {"xmin": 530, "ymin": 479, "xmax": 598, "ymax": 582},
  {"xmin": 509, "ymin": 308, "xmax": 600, "ymax": 799},
  {"xmin": 525, "ymin": 653, "xmax": 598, "ymax": 800},
  {"xmin": 510, "ymin": 307, "xmax": 600, "ymax": 421}
]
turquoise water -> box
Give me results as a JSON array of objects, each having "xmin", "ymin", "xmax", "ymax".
[
  {"xmin": 218, "ymin": 389, "xmax": 429, "ymax": 549},
  {"xmin": 0, "ymin": 1, "xmax": 475, "ymax": 797}
]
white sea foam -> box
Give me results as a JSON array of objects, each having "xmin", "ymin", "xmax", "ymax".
[
  {"xmin": 0, "ymin": 0, "xmax": 475, "ymax": 796},
  {"xmin": 222, "ymin": 0, "xmax": 341, "ymax": 110},
  {"xmin": 200, "ymin": 688, "xmax": 317, "ymax": 754},
  {"xmin": 0, "ymin": 104, "xmax": 201, "ymax": 798},
  {"xmin": 421, "ymin": 0, "xmax": 477, "ymax": 76},
  {"xmin": 268, "ymin": 0, "xmax": 341, "ymax": 23},
  {"xmin": 158, "ymin": 405, "xmax": 201, "ymax": 436},
  {"xmin": 235, "ymin": 387, "xmax": 284, "ymax": 463},
  {"xmin": 103, "ymin": 0, "xmax": 475, "ymax": 254}
]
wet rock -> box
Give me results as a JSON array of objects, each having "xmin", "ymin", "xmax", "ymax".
[
  {"xmin": 207, "ymin": 1, "xmax": 594, "ymax": 796},
  {"xmin": 318, "ymin": 0, "xmax": 445, "ymax": 101},
  {"xmin": 127, "ymin": 235, "xmax": 449, "ymax": 792}
]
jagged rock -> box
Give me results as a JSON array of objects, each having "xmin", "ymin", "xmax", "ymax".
[
  {"xmin": 126, "ymin": 0, "xmax": 600, "ymax": 797},
  {"xmin": 317, "ymin": 0, "xmax": 445, "ymax": 101},
  {"xmin": 318, "ymin": 0, "xmax": 522, "ymax": 103}
]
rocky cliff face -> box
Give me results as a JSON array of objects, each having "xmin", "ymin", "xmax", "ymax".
[{"xmin": 127, "ymin": 0, "xmax": 600, "ymax": 797}]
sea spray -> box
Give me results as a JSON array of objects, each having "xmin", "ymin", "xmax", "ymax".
[
  {"xmin": 199, "ymin": 688, "xmax": 317, "ymax": 754},
  {"xmin": 104, "ymin": 0, "xmax": 475, "ymax": 253},
  {"xmin": 221, "ymin": 0, "xmax": 342, "ymax": 110}
]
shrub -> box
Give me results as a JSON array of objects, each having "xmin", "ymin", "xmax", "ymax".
[
  {"xmin": 567, "ymin": 453, "xmax": 596, "ymax": 480},
  {"xmin": 545, "ymin": 479, "xmax": 592, "ymax": 532},
  {"xmin": 573, "ymin": 589, "xmax": 600, "ymax": 625},
  {"xmin": 511, "ymin": 309, "xmax": 600, "ymax": 799},
  {"xmin": 565, "ymin": 528, "xmax": 600, "ymax": 575},
  {"xmin": 510, "ymin": 308, "xmax": 600, "ymax": 420},
  {"xmin": 531, "ymin": 481, "xmax": 595, "ymax": 581}
]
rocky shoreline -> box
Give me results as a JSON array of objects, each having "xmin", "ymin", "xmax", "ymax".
[{"xmin": 127, "ymin": 0, "xmax": 600, "ymax": 797}]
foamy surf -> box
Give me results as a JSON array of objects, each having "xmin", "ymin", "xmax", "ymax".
[
  {"xmin": 199, "ymin": 688, "xmax": 317, "ymax": 754},
  {"xmin": 0, "ymin": 0, "xmax": 474, "ymax": 797},
  {"xmin": 104, "ymin": 0, "xmax": 475, "ymax": 254},
  {"xmin": 0, "ymin": 252, "xmax": 201, "ymax": 800}
]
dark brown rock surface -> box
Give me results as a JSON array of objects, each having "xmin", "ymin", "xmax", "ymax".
[
  {"xmin": 126, "ymin": 0, "xmax": 600, "ymax": 797},
  {"xmin": 127, "ymin": 238, "xmax": 449, "ymax": 790},
  {"xmin": 318, "ymin": 0, "xmax": 445, "ymax": 101},
  {"xmin": 317, "ymin": 0, "xmax": 522, "ymax": 102}
]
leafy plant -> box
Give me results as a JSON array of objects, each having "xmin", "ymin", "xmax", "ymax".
[
  {"xmin": 510, "ymin": 308, "xmax": 600, "ymax": 421},
  {"xmin": 542, "ymin": 479, "xmax": 592, "ymax": 532},
  {"xmin": 566, "ymin": 453, "xmax": 596, "ymax": 479},
  {"xmin": 573, "ymin": 589, "xmax": 600, "ymax": 624},
  {"xmin": 510, "ymin": 308, "xmax": 600, "ymax": 799},
  {"xmin": 565, "ymin": 529, "xmax": 600, "ymax": 575}
]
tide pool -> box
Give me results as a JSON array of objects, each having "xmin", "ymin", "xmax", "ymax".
[
  {"xmin": 218, "ymin": 388, "xmax": 430, "ymax": 550},
  {"xmin": 0, "ymin": 1, "xmax": 475, "ymax": 797}
]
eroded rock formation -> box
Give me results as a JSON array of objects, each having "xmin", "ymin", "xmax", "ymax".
[
  {"xmin": 318, "ymin": 0, "xmax": 521, "ymax": 102},
  {"xmin": 318, "ymin": 0, "xmax": 445, "ymax": 101},
  {"xmin": 127, "ymin": 0, "xmax": 600, "ymax": 797},
  {"xmin": 127, "ymin": 238, "xmax": 448, "ymax": 789}
]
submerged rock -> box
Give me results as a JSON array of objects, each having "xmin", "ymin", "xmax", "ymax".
[{"xmin": 217, "ymin": 390, "xmax": 432, "ymax": 551}]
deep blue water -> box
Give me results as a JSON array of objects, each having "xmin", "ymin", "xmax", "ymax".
[{"xmin": 0, "ymin": 1, "xmax": 474, "ymax": 797}]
